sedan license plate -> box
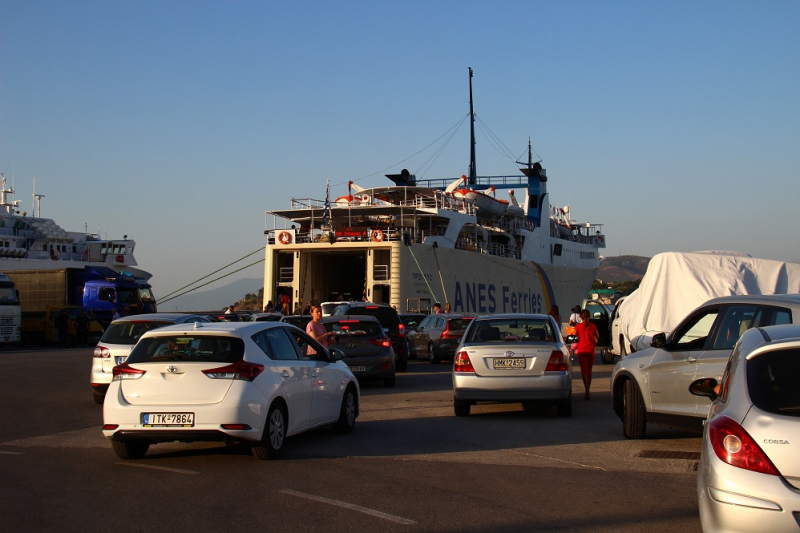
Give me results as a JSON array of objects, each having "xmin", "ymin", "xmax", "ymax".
[
  {"xmin": 115, "ymin": 356, "xmax": 127, "ymax": 365},
  {"xmin": 142, "ymin": 413, "xmax": 195, "ymax": 427},
  {"xmin": 349, "ymin": 366, "xmax": 367, "ymax": 372},
  {"xmin": 493, "ymin": 358, "xmax": 526, "ymax": 369}
]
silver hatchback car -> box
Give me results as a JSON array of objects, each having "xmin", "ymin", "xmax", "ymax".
[
  {"xmin": 90, "ymin": 313, "xmax": 211, "ymax": 404},
  {"xmin": 690, "ymin": 324, "xmax": 800, "ymax": 532},
  {"xmin": 452, "ymin": 314, "xmax": 572, "ymax": 417}
]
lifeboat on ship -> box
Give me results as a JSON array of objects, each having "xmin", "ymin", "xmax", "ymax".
[{"xmin": 450, "ymin": 175, "xmax": 508, "ymax": 218}]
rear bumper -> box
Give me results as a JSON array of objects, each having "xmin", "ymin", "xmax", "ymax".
[{"xmin": 453, "ymin": 372, "xmax": 571, "ymax": 401}]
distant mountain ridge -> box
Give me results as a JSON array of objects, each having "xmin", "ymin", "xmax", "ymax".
[
  {"xmin": 598, "ymin": 255, "xmax": 650, "ymax": 283},
  {"xmin": 162, "ymin": 277, "xmax": 262, "ymax": 312}
]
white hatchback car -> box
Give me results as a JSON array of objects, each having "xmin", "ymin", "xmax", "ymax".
[
  {"xmin": 690, "ymin": 324, "xmax": 800, "ymax": 532},
  {"xmin": 91, "ymin": 313, "xmax": 212, "ymax": 404},
  {"xmin": 102, "ymin": 321, "xmax": 359, "ymax": 460}
]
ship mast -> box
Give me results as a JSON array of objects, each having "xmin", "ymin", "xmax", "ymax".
[{"xmin": 468, "ymin": 67, "xmax": 476, "ymax": 184}]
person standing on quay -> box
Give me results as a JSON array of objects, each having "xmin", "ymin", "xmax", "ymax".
[{"xmin": 574, "ymin": 309, "xmax": 599, "ymax": 400}]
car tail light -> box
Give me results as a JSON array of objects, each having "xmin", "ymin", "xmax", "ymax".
[
  {"xmin": 203, "ymin": 360, "xmax": 265, "ymax": 381},
  {"xmin": 94, "ymin": 346, "xmax": 111, "ymax": 358},
  {"xmin": 545, "ymin": 350, "xmax": 568, "ymax": 371},
  {"xmin": 103, "ymin": 424, "xmax": 119, "ymax": 430},
  {"xmin": 708, "ymin": 416, "xmax": 780, "ymax": 475},
  {"xmin": 398, "ymin": 323, "xmax": 406, "ymax": 338},
  {"xmin": 112, "ymin": 363, "xmax": 146, "ymax": 381},
  {"xmin": 454, "ymin": 351, "xmax": 474, "ymax": 373},
  {"xmin": 441, "ymin": 326, "xmax": 452, "ymax": 339},
  {"xmin": 370, "ymin": 338, "xmax": 391, "ymax": 347}
]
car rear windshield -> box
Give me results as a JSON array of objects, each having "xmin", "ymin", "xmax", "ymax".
[
  {"xmin": 466, "ymin": 318, "xmax": 556, "ymax": 343},
  {"xmin": 746, "ymin": 348, "xmax": 800, "ymax": 418},
  {"xmin": 326, "ymin": 320, "xmax": 383, "ymax": 336},
  {"xmin": 283, "ymin": 316, "xmax": 312, "ymax": 328},
  {"xmin": 127, "ymin": 335, "xmax": 245, "ymax": 364},
  {"xmin": 447, "ymin": 318, "xmax": 473, "ymax": 331},
  {"xmin": 99, "ymin": 321, "xmax": 175, "ymax": 345},
  {"xmin": 350, "ymin": 307, "xmax": 400, "ymax": 327}
]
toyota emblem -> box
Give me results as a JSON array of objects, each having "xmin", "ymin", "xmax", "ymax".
[
  {"xmin": 167, "ymin": 365, "xmax": 178, "ymax": 373},
  {"xmin": 504, "ymin": 351, "xmax": 515, "ymax": 357}
]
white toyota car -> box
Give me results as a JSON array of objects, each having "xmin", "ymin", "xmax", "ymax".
[{"xmin": 103, "ymin": 321, "xmax": 359, "ymax": 460}]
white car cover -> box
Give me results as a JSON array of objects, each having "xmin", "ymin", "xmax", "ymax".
[{"xmin": 619, "ymin": 251, "xmax": 800, "ymax": 352}]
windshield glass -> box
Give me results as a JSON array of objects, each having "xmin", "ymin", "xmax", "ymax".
[
  {"xmin": 0, "ymin": 286, "xmax": 19, "ymax": 304},
  {"xmin": 100, "ymin": 321, "xmax": 174, "ymax": 345},
  {"xmin": 747, "ymin": 348, "xmax": 800, "ymax": 418},
  {"xmin": 138, "ymin": 287, "xmax": 156, "ymax": 302},
  {"xmin": 466, "ymin": 318, "xmax": 556, "ymax": 343},
  {"xmin": 326, "ymin": 320, "xmax": 383, "ymax": 336},
  {"xmin": 127, "ymin": 335, "xmax": 244, "ymax": 364}
]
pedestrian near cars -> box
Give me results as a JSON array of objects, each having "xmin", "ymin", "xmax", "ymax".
[
  {"xmin": 433, "ymin": 303, "xmax": 442, "ymax": 314},
  {"xmin": 305, "ymin": 305, "xmax": 335, "ymax": 355},
  {"xmin": 568, "ymin": 305, "xmax": 581, "ymax": 327},
  {"xmin": 575, "ymin": 309, "xmax": 599, "ymax": 400},
  {"xmin": 112, "ymin": 307, "xmax": 121, "ymax": 321}
]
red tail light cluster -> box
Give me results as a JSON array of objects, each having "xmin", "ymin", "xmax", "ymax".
[
  {"xmin": 203, "ymin": 360, "xmax": 265, "ymax": 381},
  {"xmin": 708, "ymin": 416, "xmax": 780, "ymax": 475},
  {"xmin": 112, "ymin": 363, "xmax": 146, "ymax": 381},
  {"xmin": 94, "ymin": 346, "xmax": 111, "ymax": 358},
  {"xmin": 454, "ymin": 350, "xmax": 474, "ymax": 373},
  {"xmin": 545, "ymin": 350, "xmax": 568, "ymax": 371},
  {"xmin": 370, "ymin": 338, "xmax": 391, "ymax": 347},
  {"xmin": 398, "ymin": 323, "xmax": 406, "ymax": 338}
]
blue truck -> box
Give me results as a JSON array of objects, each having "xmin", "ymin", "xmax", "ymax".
[{"xmin": 7, "ymin": 267, "xmax": 157, "ymax": 345}]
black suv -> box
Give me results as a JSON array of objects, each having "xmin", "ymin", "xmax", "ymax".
[{"xmin": 330, "ymin": 302, "xmax": 407, "ymax": 372}]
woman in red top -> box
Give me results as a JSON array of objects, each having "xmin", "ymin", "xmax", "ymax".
[{"xmin": 575, "ymin": 309, "xmax": 599, "ymax": 400}]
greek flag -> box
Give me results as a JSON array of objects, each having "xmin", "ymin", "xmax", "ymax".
[{"xmin": 322, "ymin": 181, "xmax": 331, "ymax": 227}]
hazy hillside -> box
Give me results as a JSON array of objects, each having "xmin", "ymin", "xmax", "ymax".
[
  {"xmin": 160, "ymin": 277, "xmax": 262, "ymax": 312},
  {"xmin": 598, "ymin": 255, "xmax": 650, "ymax": 283}
]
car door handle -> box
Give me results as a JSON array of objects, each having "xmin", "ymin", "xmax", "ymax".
[
  {"xmin": 281, "ymin": 370, "xmax": 290, "ymax": 378},
  {"xmin": 685, "ymin": 357, "xmax": 698, "ymax": 363}
]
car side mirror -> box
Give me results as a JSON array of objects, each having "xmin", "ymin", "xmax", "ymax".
[
  {"xmin": 328, "ymin": 348, "xmax": 345, "ymax": 362},
  {"xmin": 650, "ymin": 332, "xmax": 667, "ymax": 349},
  {"xmin": 689, "ymin": 377, "xmax": 719, "ymax": 401}
]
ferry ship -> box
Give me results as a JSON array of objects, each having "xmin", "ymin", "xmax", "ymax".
[
  {"xmin": 262, "ymin": 69, "xmax": 605, "ymax": 315},
  {"xmin": 0, "ymin": 173, "xmax": 153, "ymax": 282}
]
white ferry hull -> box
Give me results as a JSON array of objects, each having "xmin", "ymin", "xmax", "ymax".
[{"xmin": 263, "ymin": 240, "xmax": 597, "ymax": 315}]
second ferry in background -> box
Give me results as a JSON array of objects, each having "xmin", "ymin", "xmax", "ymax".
[{"xmin": 263, "ymin": 68, "xmax": 605, "ymax": 315}]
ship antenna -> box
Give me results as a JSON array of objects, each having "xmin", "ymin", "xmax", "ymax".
[{"xmin": 468, "ymin": 67, "xmax": 476, "ymax": 184}]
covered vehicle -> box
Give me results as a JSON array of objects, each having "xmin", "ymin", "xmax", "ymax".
[
  {"xmin": 452, "ymin": 314, "xmax": 571, "ymax": 417},
  {"xmin": 613, "ymin": 251, "xmax": 800, "ymax": 355}
]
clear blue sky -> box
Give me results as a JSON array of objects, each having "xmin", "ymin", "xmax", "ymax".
[{"xmin": 2, "ymin": 0, "xmax": 799, "ymax": 303}]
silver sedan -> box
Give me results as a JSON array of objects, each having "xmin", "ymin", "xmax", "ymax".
[
  {"xmin": 690, "ymin": 324, "xmax": 800, "ymax": 532},
  {"xmin": 452, "ymin": 314, "xmax": 572, "ymax": 417}
]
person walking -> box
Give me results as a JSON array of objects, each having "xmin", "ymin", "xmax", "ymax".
[
  {"xmin": 574, "ymin": 309, "xmax": 599, "ymax": 400},
  {"xmin": 548, "ymin": 305, "xmax": 561, "ymax": 332}
]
